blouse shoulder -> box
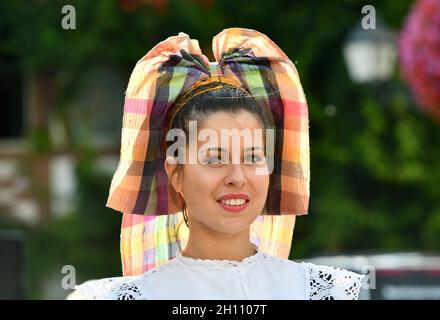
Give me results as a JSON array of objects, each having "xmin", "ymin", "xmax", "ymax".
[
  {"xmin": 302, "ymin": 262, "xmax": 365, "ymax": 300},
  {"xmin": 67, "ymin": 259, "xmax": 180, "ymax": 300}
]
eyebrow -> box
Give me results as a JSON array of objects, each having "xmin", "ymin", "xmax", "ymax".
[{"xmin": 200, "ymin": 147, "xmax": 264, "ymax": 153}]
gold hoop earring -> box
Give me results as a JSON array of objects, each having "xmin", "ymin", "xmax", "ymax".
[{"xmin": 182, "ymin": 203, "xmax": 189, "ymax": 228}]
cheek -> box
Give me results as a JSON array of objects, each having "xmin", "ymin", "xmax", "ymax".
[
  {"xmin": 251, "ymin": 173, "xmax": 270, "ymax": 192},
  {"xmin": 252, "ymin": 176, "xmax": 269, "ymax": 207},
  {"xmin": 182, "ymin": 167, "xmax": 220, "ymax": 200}
]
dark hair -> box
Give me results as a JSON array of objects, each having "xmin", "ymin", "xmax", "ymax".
[
  {"xmin": 163, "ymin": 82, "xmax": 273, "ymax": 248},
  {"xmin": 166, "ymin": 83, "xmax": 271, "ymax": 140}
]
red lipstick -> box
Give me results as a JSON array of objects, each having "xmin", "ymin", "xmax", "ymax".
[{"xmin": 216, "ymin": 193, "xmax": 250, "ymax": 213}]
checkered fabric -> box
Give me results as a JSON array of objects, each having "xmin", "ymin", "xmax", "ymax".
[{"xmin": 106, "ymin": 28, "xmax": 309, "ymax": 275}]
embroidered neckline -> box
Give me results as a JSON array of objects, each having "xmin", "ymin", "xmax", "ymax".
[{"xmin": 175, "ymin": 247, "xmax": 263, "ymax": 268}]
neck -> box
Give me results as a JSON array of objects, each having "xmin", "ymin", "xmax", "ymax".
[{"xmin": 182, "ymin": 225, "xmax": 257, "ymax": 261}]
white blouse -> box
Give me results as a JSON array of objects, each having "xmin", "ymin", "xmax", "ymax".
[{"xmin": 68, "ymin": 250, "xmax": 365, "ymax": 300}]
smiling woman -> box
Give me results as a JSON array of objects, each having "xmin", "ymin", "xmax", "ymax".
[{"xmin": 67, "ymin": 28, "xmax": 365, "ymax": 300}]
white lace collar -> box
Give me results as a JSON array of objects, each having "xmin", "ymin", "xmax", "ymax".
[{"xmin": 175, "ymin": 247, "xmax": 263, "ymax": 268}]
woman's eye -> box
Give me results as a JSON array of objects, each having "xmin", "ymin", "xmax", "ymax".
[
  {"xmin": 203, "ymin": 154, "xmax": 265, "ymax": 165},
  {"xmin": 206, "ymin": 156, "xmax": 224, "ymax": 165},
  {"xmin": 245, "ymin": 155, "xmax": 264, "ymax": 164}
]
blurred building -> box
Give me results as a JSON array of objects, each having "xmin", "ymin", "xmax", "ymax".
[{"xmin": 0, "ymin": 65, "xmax": 125, "ymax": 226}]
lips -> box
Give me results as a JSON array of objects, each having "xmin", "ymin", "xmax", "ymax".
[{"xmin": 216, "ymin": 193, "xmax": 250, "ymax": 213}]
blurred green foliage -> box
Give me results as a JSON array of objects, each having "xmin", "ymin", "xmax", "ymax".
[{"xmin": 0, "ymin": 0, "xmax": 439, "ymax": 298}]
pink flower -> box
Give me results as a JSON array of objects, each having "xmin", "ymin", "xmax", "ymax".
[{"xmin": 398, "ymin": 0, "xmax": 440, "ymax": 121}]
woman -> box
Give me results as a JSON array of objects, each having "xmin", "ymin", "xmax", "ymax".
[{"xmin": 68, "ymin": 28, "xmax": 365, "ymax": 300}]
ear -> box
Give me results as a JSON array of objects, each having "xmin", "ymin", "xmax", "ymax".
[{"xmin": 164, "ymin": 156, "xmax": 183, "ymax": 193}]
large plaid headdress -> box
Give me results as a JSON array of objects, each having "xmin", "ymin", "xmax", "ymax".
[{"xmin": 107, "ymin": 28, "xmax": 310, "ymax": 276}]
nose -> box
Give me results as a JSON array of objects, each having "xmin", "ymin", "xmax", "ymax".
[{"xmin": 223, "ymin": 164, "xmax": 246, "ymax": 187}]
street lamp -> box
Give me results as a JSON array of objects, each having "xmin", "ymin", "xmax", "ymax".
[{"xmin": 343, "ymin": 19, "xmax": 397, "ymax": 84}]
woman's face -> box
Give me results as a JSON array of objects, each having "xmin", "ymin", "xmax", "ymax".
[{"xmin": 165, "ymin": 110, "xmax": 270, "ymax": 235}]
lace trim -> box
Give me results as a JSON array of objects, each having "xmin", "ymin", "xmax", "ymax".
[
  {"xmin": 70, "ymin": 278, "xmax": 145, "ymax": 300},
  {"xmin": 302, "ymin": 262, "xmax": 365, "ymax": 300},
  {"xmin": 70, "ymin": 277, "xmax": 126, "ymax": 300},
  {"xmin": 175, "ymin": 247, "xmax": 263, "ymax": 268},
  {"xmin": 113, "ymin": 281, "xmax": 143, "ymax": 300},
  {"xmin": 70, "ymin": 261, "xmax": 181, "ymax": 300}
]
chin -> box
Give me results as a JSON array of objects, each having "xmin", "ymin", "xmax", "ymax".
[
  {"xmin": 215, "ymin": 219, "xmax": 254, "ymax": 234},
  {"xmin": 213, "ymin": 226, "xmax": 248, "ymax": 235}
]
